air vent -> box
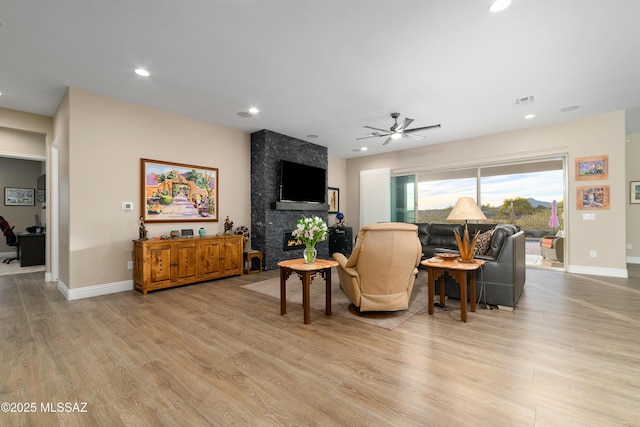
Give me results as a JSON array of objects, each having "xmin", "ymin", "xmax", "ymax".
[{"xmin": 513, "ymin": 95, "xmax": 536, "ymax": 105}]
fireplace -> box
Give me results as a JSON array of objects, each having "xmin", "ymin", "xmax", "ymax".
[{"xmin": 283, "ymin": 231, "xmax": 304, "ymax": 251}]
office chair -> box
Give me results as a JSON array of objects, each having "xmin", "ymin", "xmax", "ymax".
[{"xmin": 0, "ymin": 216, "xmax": 19, "ymax": 264}]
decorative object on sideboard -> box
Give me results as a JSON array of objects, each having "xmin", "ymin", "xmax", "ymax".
[
  {"xmin": 224, "ymin": 216, "xmax": 234, "ymax": 234},
  {"xmin": 335, "ymin": 212, "xmax": 345, "ymax": 228},
  {"xmin": 138, "ymin": 216, "xmax": 148, "ymax": 240},
  {"xmin": 446, "ymin": 197, "xmax": 487, "ymax": 262},
  {"xmin": 141, "ymin": 158, "xmax": 218, "ymax": 223},
  {"xmin": 199, "ymin": 227, "xmax": 206, "ymax": 237}
]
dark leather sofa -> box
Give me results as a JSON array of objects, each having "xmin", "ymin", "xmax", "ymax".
[{"xmin": 414, "ymin": 223, "xmax": 526, "ymax": 308}]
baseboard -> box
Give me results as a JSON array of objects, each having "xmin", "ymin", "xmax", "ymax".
[
  {"xmin": 626, "ymin": 256, "xmax": 640, "ymax": 264},
  {"xmin": 44, "ymin": 271, "xmax": 53, "ymax": 282},
  {"xmin": 58, "ymin": 279, "xmax": 134, "ymax": 301},
  {"xmin": 0, "ymin": 251, "xmax": 14, "ymax": 258},
  {"xmin": 567, "ymin": 265, "xmax": 628, "ymax": 278}
]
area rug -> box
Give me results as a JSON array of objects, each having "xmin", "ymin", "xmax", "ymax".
[{"xmin": 241, "ymin": 271, "xmax": 428, "ymax": 330}]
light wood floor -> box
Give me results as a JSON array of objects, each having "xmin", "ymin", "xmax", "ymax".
[{"xmin": 1, "ymin": 266, "xmax": 639, "ymax": 426}]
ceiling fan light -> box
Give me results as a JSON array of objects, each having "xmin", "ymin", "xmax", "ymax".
[
  {"xmin": 390, "ymin": 133, "xmax": 402, "ymax": 140},
  {"xmin": 489, "ymin": 0, "xmax": 511, "ymax": 13}
]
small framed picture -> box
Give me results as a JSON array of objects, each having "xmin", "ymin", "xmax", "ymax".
[
  {"xmin": 575, "ymin": 155, "xmax": 608, "ymax": 180},
  {"xmin": 328, "ymin": 187, "xmax": 340, "ymax": 213},
  {"xmin": 4, "ymin": 187, "xmax": 35, "ymax": 206},
  {"xmin": 630, "ymin": 181, "xmax": 640, "ymax": 204},
  {"xmin": 576, "ymin": 185, "xmax": 610, "ymax": 210}
]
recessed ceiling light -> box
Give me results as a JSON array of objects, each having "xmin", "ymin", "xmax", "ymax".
[
  {"xmin": 134, "ymin": 68, "xmax": 150, "ymax": 77},
  {"xmin": 352, "ymin": 147, "xmax": 368, "ymax": 152},
  {"xmin": 237, "ymin": 112, "xmax": 252, "ymax": 118},
  {"xmin": 524, "ymin": 114, "xmax": 536, "ymax": 119},
  {"xmin": 248, "ymin": 107, "xmax": 259, "ymax": 114},
  {"xmin": 489, "ymin": 0, "xmax": 512, "ymax": 13},
  {"xmin": 560, "ymin": 105, "xmax": 580, "ymax": 112},
  {"xmin": 307, "ymin": 134, "xmax": 318, "ymax": 139}
]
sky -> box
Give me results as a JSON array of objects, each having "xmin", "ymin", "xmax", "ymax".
[{"xmin": 418, "ymin": 170, "xmax": 564, "ymax": 209}]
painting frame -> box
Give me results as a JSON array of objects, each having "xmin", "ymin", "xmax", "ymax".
[
  {"xmin": 4, "ymin": 187, "xmax": 35, "ymax": 206},
  {"xmin": 575, "ymin": 155, "xmax": 608, "ymax": 181},
  {"xmin": 328, "ymin": 187, "xmax": 340, "ymax": 213},
  {"xmin": 630, "ymin": 181, "xmax": 640, "ymax": 204},
  {"xmin": 141, "ymin": 158, "xmax": 218, "ymax": 223},
  {"xmin": 576, "ymin": 185, "xmax": 610, "ymax": 210}
]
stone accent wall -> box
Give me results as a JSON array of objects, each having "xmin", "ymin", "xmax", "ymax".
[{"xmin": 251, "ymin": 129, "xmax": 329, "ymax": 270}]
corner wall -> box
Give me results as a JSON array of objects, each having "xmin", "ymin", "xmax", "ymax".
[{"xmin": 61, "ymin": 88, "xmax": 251, "ymax": 293}]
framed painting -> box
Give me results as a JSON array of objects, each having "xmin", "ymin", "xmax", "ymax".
[
  {"xmin": 141, "ymin": 158, "xmax": 218, "ymax": 223},
  {"xmin": 631, "ymin": 181, "xmax": 640, "ymax": 204},
  {"xmin": 575, "ymin": 155, "xmax": 608, "ymax": 180},
  {"xmin": 4, "ymin": 187, "xmax": 35, "ymax": 206},
  {"xmin": 328, "ymin": 187, "xmax": 340, "ymax": 213},
  {"xmin": 576, "ymin": 185, "xmax": 610, "ymax": 210}
]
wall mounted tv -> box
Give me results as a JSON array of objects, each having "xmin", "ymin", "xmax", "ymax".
[{"xmin": 279, "ymin": 160, "xmax": 326, "ymax": 204}]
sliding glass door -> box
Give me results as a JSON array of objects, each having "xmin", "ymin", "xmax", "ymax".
[{"xmin": 402, "ymin": 156, "xmax": 566, "ymax": 269}]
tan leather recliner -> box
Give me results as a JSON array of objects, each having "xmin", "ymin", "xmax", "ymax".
[{"xmin": 332, "ymin": 222, "xmax": 422, "ymax": 312}]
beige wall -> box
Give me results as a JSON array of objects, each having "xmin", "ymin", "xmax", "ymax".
[
  {"xmin": 60, "ymin": 88, "xmax": 251, "ymax": 290},
  {"xmin": 328, "ymin": 154, "xmax": 347, "ymax": 227},
  {"xmin": 346, "ymin": 111, "xmax": 628, "ymax": 277},
  {"xmin": 626, "ymin": 134, "xmax": 640, "ymax": 262}
]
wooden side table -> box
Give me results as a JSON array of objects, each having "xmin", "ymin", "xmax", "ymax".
[
  {"xmin": 421, "ymin": 258, "xmax": 485, "ymax": 322},
  {"xmin": 244, "ymin": 250, "xmax": 263, "ymax": 274},
  {"xmin": 277, "ymin": 258, "xmax": 338, "ymax": 324}
]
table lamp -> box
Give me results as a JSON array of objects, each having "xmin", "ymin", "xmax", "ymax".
[{"xmin": 446, "ymin": 197, "xmax": 487, "ymax": 262}]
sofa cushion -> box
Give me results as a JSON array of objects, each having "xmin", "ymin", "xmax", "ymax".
[
  {"xmin": 428, "ymin": 223, "xmax": 461, "ymax": 247},
  {"xmin": 485, "ymin": 225, "xmax": 516, "ymax": 258},
  {"xmin": 475, "ymin": 228, "xmax": 494, "ymax": 255}
]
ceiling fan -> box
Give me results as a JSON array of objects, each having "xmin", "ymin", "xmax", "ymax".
[{"xmin": 357, "ymin": 112, "xmax": 441, "ymax": 146}]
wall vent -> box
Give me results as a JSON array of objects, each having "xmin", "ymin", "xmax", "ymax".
[{"xmin": 513, "ymin": 95, "xmax": 536, "ymax": 105}]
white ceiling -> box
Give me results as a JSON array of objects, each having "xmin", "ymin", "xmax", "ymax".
[{"xmin": 1, "ymin": 1, "xmax": 640, "ymax": 158}]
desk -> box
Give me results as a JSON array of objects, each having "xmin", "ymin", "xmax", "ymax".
[
  {"xmin": 19, "ymin": 233, "xmax": 45, "ymax": 267},
  {"xmin": 278, "ymin": 258, "xmax": 338, "ymax": 324},
  {"xmin": 421, "ymin": 257, "xmax": 484, "ymax": 322}
]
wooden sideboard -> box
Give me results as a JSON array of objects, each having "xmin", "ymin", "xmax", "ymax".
[{"xmin": 133, "ymin": 235, "xmax": 243, "ymax": 294}]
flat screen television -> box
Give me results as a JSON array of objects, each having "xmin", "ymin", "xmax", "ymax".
[{"xmin": 279, "ymin": 160, "xmax": 326, "ymax": 204}]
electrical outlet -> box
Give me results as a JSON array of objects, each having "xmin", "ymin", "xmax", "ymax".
[
  {"xmin": 590, "ymin": 250, "xmax": 597, "ymax": 258},
  {"xmin": 127, "ymin": 261, "xmax": 133, "ymax": 270},
  {"xmin": 627, "ymin": 243, "xmax": 633, "ymax": 250}
]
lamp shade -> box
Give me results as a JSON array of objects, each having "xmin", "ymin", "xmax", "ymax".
[{"xmin": 446, "ymin": 197, "xmax": 487, "ymax": 222}]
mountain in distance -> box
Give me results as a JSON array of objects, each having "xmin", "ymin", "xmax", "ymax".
[{"xmin": 528, "ymin": 198, "xmax": 552, "ymax": 208}]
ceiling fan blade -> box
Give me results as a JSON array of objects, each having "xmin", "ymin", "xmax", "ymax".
[
  {"xmin": 394, "ymin": 117, "xmax": 414, "ymax": 132},
  {"xmin": 356, "ymin": 134, "xmax": 384, "ymax": 140},
  {"xmin": 364, "ymin": 125, "xmax": 390, "ymax": 133},
  {"xmin": 382, "ymin": 137, "xmax": 393, "ymax": 145},
  {"xmin": 403, "ymin": 124, "xmax": 441, "ymax": 133},
  {"xmin": 402, "ymin": 133, "xmax": 425, "ymax": 140}
]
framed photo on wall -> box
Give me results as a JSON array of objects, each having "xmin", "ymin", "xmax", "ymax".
[
  {"xmin": 575, "ymin": 155, "xmax": 608, "ymax": 180},
  {"xmin": 576, "ymin": 185, "xmax": 610, "ymax": 210},
  {"xmin": 4, "ymin": 187, "xmax": 35, "ymax": 206},
  {"xmin": 630, "ymin": 181, "xmax": 640, "ymax": 204},
  {"xmin": 141, "ymin": 158, "xmax": 218, "ymax": 223},
  {"xmin": 328, "ymin": 187, "xmax": 340, "ymax": 213}
]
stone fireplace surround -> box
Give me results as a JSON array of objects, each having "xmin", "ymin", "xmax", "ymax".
[{"xmin": 251, "ymin": 130, "xmax": 329, "ymax": 270}]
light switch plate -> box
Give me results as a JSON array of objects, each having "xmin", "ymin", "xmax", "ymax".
[
  {"xmin": 122, "ymin": 202, "xmax": 133, "ymax": 211},
  {"xmin": 582, "ymin": 213, "xmax": 595, "ymax": 220}
]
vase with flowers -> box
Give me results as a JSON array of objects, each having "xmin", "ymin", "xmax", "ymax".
[{"xmin": 291, "ymin": 215, "xmax": 328, "ymax": 263}]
